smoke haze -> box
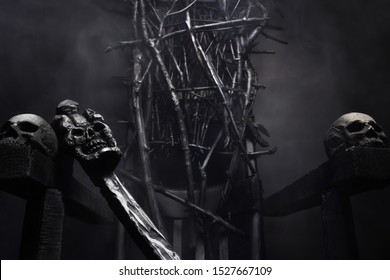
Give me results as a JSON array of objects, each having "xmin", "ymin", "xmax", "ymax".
[{"xmin": 0, "ymin": 0, "xmax": 390, "ymax": 259}]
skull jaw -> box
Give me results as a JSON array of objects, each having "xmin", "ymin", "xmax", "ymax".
[
  {"xmin": 0, "ymin": 136, "xmax": 56, "ymax": 158},
  {"xmin": 0, "ymin": 137, "xmax": 28, "ymax": 146},
  {"xmin": 75, "ymin": 146, "xmax": 122, "ymax": 175},
  {"xmin": 330, "ymin": 139, "xmax": 386, "ymax": 158},
  {"xmin": 352, "ymin": 138, "xmax": 386, "ymax": 149}
]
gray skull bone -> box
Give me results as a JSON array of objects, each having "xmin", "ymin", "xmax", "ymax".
[
  {"xmin": 0, "ymin": 113, "xmax": 58, "ymax": 158},
  {"xmin": 324, "ymin": 112, "xmax": 388, "ymax": 158}
]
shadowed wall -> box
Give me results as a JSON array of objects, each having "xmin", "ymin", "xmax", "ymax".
[{"xmin": 1, "ymin": 0, "xmax": 390, "ymax": 259}]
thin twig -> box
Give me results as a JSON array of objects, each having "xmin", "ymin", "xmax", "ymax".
[
  {"xmin": 166, "ymin": 0, "xmax": 196, "ymax": 17},
  {"xmin": 105, "ymin": 40, "xmax": 143, "ymax": 53},
  {"xmin": 139, "ymin": 0, "xmax": 197, "ymax": 223},
  {"xmin": 117, "ymin": 169, "xmax": 246, "ymax": 237}
]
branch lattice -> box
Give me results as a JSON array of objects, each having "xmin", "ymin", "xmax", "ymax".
[{"xmin": 107, "ymin": 0, "xmax": 276, "ymax": 255}]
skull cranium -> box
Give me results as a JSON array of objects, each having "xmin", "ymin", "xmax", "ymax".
[
  {"xmin": 324, "ymin": 112, "xmax": 388, "ymax": 158},
  {"xmin": 52, "ymin": 100, "xmax": 121, "ymax": 173},
  {"xmin": 0, "ymin": 114, "xmax": 58, "ymax": 158}
]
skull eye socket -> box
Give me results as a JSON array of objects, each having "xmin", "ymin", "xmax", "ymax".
[
  {"xmin": 93, "ymin": 122, "xmax": 106, "ymax": 131},
  {"xmin": 368, "ymin": 121, "xmax": 383, "ymax": 133},
  {"xmin": 346, "ymin": 121, "xmax": 365, "ymax": 133},
  {"xmin": 0, "ymin": 121, "xmax": 11, "ymax": 133},
  {"xmin": 71, "ymin": 128, "xmax": 84, "ymax": 137},
  {"xmin": 19, "ymin": 121, "xmax": 39, "ymax": 133}
]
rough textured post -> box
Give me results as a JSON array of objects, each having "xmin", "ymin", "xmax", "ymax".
[
  {"xmin": 0, "ymin": 114, "xmax": 63, "ymax": 259},
  {"xmin": 322, "ymin": 186, "xmax": 359, "ymax": 259},
  {"xmin": 36, "ymin": 189, "xmax": 64, "ymax": 259}
]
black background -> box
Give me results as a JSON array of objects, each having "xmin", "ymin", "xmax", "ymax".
[{"xmin": 1, "ymin": 0, "xmax": 390, "ymax": 259}]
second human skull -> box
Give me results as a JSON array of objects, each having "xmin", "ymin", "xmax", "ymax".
[
  {"xmin": 324, "ymin": 112, "xmax": 388, "ymax": 158},
  {"xmin": 0, "ymin": 114, "xmax": 58, "ymax": 157},
  {"xmin": 53, "ymin": 100, "xmax": 121, "ymax": 173}
]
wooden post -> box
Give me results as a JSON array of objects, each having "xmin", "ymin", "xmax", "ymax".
[
  {"xmin": 0, "ymin": 143, "xmax": 115, "ymax": 259},
  {"xmin": 321, "ymin": 186, "xmax": 359, "ymax": 259},
  {"xmin": 0, "ymin": 143, "xmax": 63, "ymax": 259},
  {"xmin": 263, "ymin": 147, "xmax": 390, "ymax": 259},
  {"xmin": 35, "ymin": 189, "xmax": 64, "ymax": 259}
]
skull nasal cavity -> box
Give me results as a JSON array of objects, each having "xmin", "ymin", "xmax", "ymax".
[
  {"xmin": 87, "ymin": 128, "xmax": 96, "ymax": 138},
  {"xmin": 366, "ymin": 128, "xmax": 378, "ymax": 138},
  {"xmin": 3, "ymin": 127, "xmax": 18, "ymax": 139}
]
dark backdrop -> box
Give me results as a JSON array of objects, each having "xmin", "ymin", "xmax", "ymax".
[{"xmin": 1, "ymin": 0, "xmax": 390, "ymax": 259}]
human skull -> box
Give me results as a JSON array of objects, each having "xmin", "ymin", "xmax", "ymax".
[
  {"xmin": 52, "ymin": 100, "xmax": 121, "ymax": 173},
  {"xmin": 0, "ymin": 114, "xmax": 58, "ymax": 158},
  {"xmin": 324, "ymin": 112, "xmax": 388, "ymax": 158}
]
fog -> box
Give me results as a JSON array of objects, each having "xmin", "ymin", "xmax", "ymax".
[{"xmin": 1, "ymin": 0, "xmax": 390, "ymax": 259}]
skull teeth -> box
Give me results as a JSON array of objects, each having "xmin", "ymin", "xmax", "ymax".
[
  {"xmin": 0, "ymin": 137, "xmax": 24, "ymax": 146},
  {"xmin": 84, "ymin": 141, "xmax": 107, "ymax": 154}
]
